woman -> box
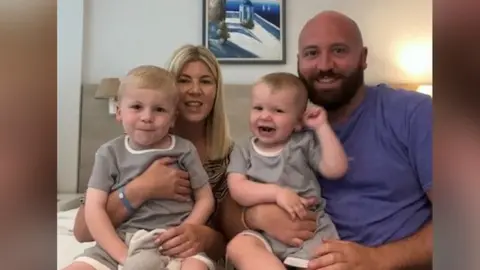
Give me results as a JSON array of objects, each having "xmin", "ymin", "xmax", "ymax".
[
  {"xmin": 72, "ymin": 44, "xmax": 246, "ymax": 268},
  {"xmin": 73, "ymin": 44, "xmax": 317, "ymax": 268}
]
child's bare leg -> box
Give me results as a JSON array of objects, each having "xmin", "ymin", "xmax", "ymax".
[
  {"xmin": 180, "ymin": 257, "xmax": 209, "ymax": 270},
  {"xmin": 227, "ymin": 233, "xmax": 285, "ymax": 270},
  {"xmin": 62, "ymin": 262, "xmax": 96, "ymax": 270}
]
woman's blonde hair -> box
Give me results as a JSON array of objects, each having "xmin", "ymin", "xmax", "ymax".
[{"xmin": 167, "ymin": 44, "xmax": 232, "ymax": 160}]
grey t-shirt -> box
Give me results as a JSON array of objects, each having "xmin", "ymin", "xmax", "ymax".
[
  {"xmin": 227, "ymin": 129, "xmax": 325, "ymax": 211},
  {"xmin": 88, "ymin": 135, "xmax": 209, "ymax": 234},
  {"xmin": 228, "ymin": 129, "xmax": 342, "ymax": 259}
]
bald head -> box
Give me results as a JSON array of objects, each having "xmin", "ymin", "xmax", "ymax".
[
  {"xmin": 299, "ymin": 10, "xmax": 363, "ymax": 49},
  {"xmin": 296, "ymin": 10, "xmax": 367, "ymax": 112}
]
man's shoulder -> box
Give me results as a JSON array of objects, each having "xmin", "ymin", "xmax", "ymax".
[
  {"xmin": 371, "ymin": 84, "xmax": 432, "ymax": 116},
  {"xmin": 366, "ymin": 84, "xmax": 432, "ymax": 142}
]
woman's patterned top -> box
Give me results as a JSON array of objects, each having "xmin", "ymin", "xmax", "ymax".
[
  {"xmin": 204, "ymin": 150, "xmax": 231, "ymax": 214},
  {"xmin": 202, "ymin": 146, "xmax": 232, "ymax": 270}
]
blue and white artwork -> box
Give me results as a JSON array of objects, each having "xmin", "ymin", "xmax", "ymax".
[{"xmin": 203, "ymin": 0, "xmax": 286, "ymax": 64}]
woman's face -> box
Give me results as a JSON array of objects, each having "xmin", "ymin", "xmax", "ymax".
[{"xmin": 176, "ymin": 60, "xmax": 217, "ymax": 123}]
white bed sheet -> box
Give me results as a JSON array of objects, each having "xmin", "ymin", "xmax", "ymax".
[{"xmin": 57, "ymin": 207, "xmax": 95, "ymax": 270}]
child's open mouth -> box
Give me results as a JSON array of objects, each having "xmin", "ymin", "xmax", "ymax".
[{"xmin": 258, "ymin": 125, "xmax": 276, "ymax": 135}]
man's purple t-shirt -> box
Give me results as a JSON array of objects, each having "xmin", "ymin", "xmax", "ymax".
[{"xmin": 318, "ymin": 84, "xmax": 432, "ymax": 247}]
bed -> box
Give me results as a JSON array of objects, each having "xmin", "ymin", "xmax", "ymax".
[{"xmin": 57, "ymin": 207, "xmax": 95, "ymax": 269}]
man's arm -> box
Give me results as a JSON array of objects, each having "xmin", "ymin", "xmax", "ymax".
[
  {"xmin": 374, "ymin": 96, "xmax": 432, "ymax": 269},
  {"xmin": 375, "ymin": 191, "xmax": 432, "ymax": 269},
  {"xmin": 308, "ymin": 191, "xmax": 432, "ymax": 270}
]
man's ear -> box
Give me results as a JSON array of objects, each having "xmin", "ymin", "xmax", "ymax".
[{"xmin": 361, "ymin": 47, "xmax": 368, "ymax": 70}]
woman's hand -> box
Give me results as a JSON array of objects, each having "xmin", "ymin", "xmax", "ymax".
[
  {"xmin": 245, "ymin": 199, "xmax": 318, "ymax": 247},
  {"xmin": 154, "ymin": 224, "xmax": 212, "ymax": 258},
  {"xmin": 136, "ymin": 157, "xmax": 192, "ymax": 202}
]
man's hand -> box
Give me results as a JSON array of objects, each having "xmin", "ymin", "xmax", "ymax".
[
  {"xmin": 307, "ymin": 239, "xmax": 383, "ymax": 270},
  {"xmin": 245, "ymin": 201, "xmax": 317, "ymax": 247},
  {"xmin": 137, "ymin": 157, "xmax": 192, "ymax": 202},
  {"xmin": 276, "ymin": 187, "xmax": 309, "ymax": 220}
]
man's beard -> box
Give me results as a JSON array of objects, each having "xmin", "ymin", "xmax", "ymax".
[{"xmin": 298, "ymin": 63, "xmax": 364, "ymax": 112}]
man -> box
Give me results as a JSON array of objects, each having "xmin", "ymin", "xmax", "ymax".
[{"xmin": 229, "ymin": 10, "xmax": 432, "ymax": 270}]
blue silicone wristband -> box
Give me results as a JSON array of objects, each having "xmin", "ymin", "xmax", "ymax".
[{"xmin": 118, "ymin": 186, "xmax": 135, "ymax": 215}]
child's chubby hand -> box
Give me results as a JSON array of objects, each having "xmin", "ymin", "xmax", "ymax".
[
  {"xmin": 303, "ymin": 106, "xmax": 329, "ymax": 130},
  {"xmin": 276, "ymin": 187, "xmax": 310, "ymax": 220}
]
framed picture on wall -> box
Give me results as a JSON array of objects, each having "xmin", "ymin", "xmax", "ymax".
[{"xmin": 202, "ymin": 0, "xmax": 286, "ymax": 64}]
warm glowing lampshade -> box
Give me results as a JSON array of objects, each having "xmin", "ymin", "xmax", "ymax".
[
  {"xmin": 397, "ymin": 40, "xmax": 432, "ymax": 79},
  {"xmin": 417, "ymin": 85, "xmax": 433, "ymax": 97},
  {"xmin": 95, "ymin": 78, "xmax": 120, "ymax": 99}
]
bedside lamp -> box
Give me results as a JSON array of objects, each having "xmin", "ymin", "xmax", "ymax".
[
  {"xmin": 95, "ymin": 78, "xmax": 120, "ymax": 115},
  {"xmin": 416, "ymin": 85, "xmax": 433, "ymax": 97}
]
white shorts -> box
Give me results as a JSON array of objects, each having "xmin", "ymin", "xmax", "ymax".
[
  {"xmin": 74, "ymin": 253, "xmax": 214, "ymax": 270},
  {"xmin": 73, "ymin": 229, "xmax": 215, "ymax": 270}
]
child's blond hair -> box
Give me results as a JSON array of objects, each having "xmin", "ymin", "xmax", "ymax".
[
  {"xmin": 118, "ymin": 65, "xmax": 178, "ymax": 103},
  {"xmin": 254, "ymin": 72, "xmax": 309, "ymax": 114}
]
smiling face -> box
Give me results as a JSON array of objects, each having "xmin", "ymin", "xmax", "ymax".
[
  {"xmin": 176, "ymin": 60, "xmax": 216, "ymax": 124},
  {"xmin": 250, "ymin": 81, "xmax": 305, "ymax": 149},
  {"xmin": 297, "ymin": 11, "xmax": 368, "ymax": 112}
]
